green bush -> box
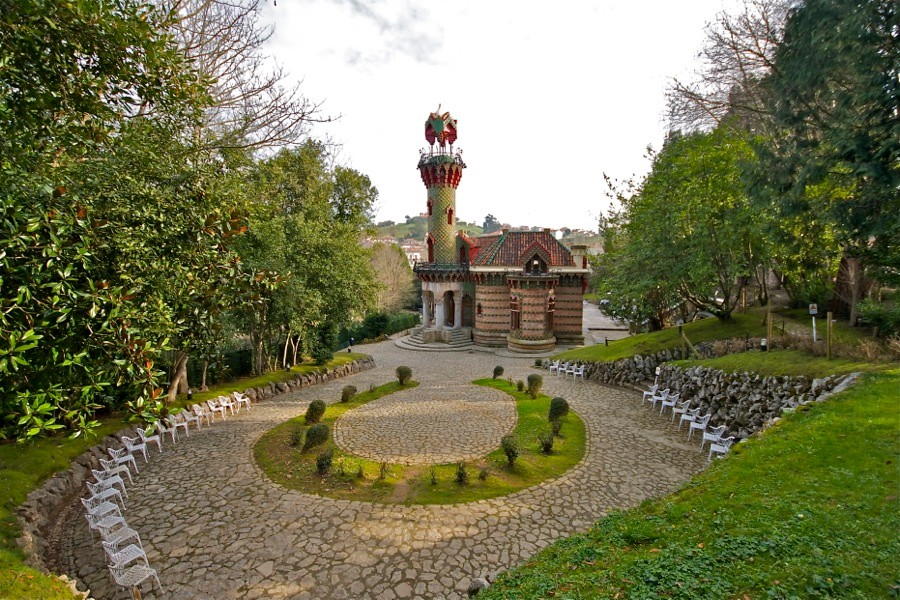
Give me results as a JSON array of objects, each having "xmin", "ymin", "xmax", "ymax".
[
  {"xmin": 538, "ymin": 430, "xmax": 554, "ymax": 454},
  {"xmin": 478, "ymin": 465, "xmax": 489, "ymax": 481},
  {"xmin": 501, "ymin": 433, "xmax": 520, "ymax": 467},
  {"xmin": 534, "ymin": 358, "xmax": 543, "ymax": 367},
  {"xmin": 455, "ymin": 461, "xmax": 469, "ymax": 485},
  {"xmin": 341, "ymin": 385, "xmax": 357, "ymax": 403},
  {"xmin": 305, "ymin": 399, "xmax": 326, "ymax": 424},
  {"xmin": 302, "ymin": 422, "xmax": 330, "ymax": 451},
  {"xmin": 516, "ymin": 380, "xmax": 525, "ymax": 392},
  {"xmin": 549, "ymin": 397, "xmax": 569, "ymax": 422},
  {"xmin": 289, "ymin": 425, "xmax": 304, "ymax": 447},
  {"xmin": 396, "ymin": 366, "xmax": 413, "ymax": 385},
  {"xmin": 551, "ymin": 418, "xmax": 563, "ymax": 437},
  {"xmin": 858, "ymin": 299, "xmax": 900, "ymax": 337},
  {"xmin": 527, "ymin": 374, "xmax": 543, "ymax": 399},
  {"xmin": 316, "ymin": 448, "xmax": 333, "ymax": 474},
  {"xmin": 493, "ymin": 365, "xmax": 504, "ymax": 379}
]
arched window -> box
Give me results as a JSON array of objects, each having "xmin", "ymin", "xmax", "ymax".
[
  {"xmin": 459, "ymin": 245, "xmax": 468, "ymax": 265},
  {"xmin": 447, "ymin": 207, "xmax": 454, "ymax": 225},
  {"xmin": 582, "ymin": 256, "xmax": 588, "ymax": 269},
  {"xmin": 427, "ymin": 200, "xmax": 433, "ymax": 216},
  {"xmin": 476, "ymin": 303, "xmax": 482, "ymax": 315},
  {"xmin": 526, "ymin": 255, "xmax": 547, "ymax": 275},
  {"xmin": 546, "ymin": 295, "xmax": 556, "ymax": 331},
  {"xmin": 426, "ymin": 236, "xmax": 434, "ymax": 263}
]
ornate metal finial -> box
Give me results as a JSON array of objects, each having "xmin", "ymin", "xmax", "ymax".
[{"xmin": 425, "ymin": 108, "xmax": 457, "ymax": 149}]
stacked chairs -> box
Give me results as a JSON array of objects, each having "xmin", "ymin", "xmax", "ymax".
[{"xmin": 638, "ymin": 383, "xmax": 736, "ymax": 461}]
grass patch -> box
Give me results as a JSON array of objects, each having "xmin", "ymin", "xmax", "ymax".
[
  {"xmin": 253, "ymin": 378, "xmax": 586, "ymax": 505},
  {"xmin": 189, "ymin": 353, "xmax": 366, "ymax": 404},
  {"xmin": 557, "ymin": 312, "xmax": 768, "ymax": 363},
  {"xmin": 670, "ymin": 349, "xmax": 891, "ymax": 379},
  {"xmin": 481, "ymin": 369, "xmax": 900, "ymax": 599},
  {"xmin": 0, "ymin": 419, "xmax": 123, "ymax": 599}
]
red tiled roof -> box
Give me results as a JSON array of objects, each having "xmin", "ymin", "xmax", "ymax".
[{"xmin": 470, "ymin": 231, "xmax": 575, "ymax": 267}]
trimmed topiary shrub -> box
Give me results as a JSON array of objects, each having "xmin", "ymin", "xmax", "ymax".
[
  {"xmin": 302, "ymin": 422, "xmax": 329, "ymax": 451},
  {"xmin": 534, "ymin": 358, "xmax": 543, "ymax": 367},
  {"xmin": 316, "ymin": 448, "xmax": 333, "ymax": 474},
  {"xmin": 527, "ymin": 374, "xmax": 543, "ymax": 399},
  {"xmin": 396, "ymin": 366, "xmax": 413, "ymax": 385},
  {"xmin": 516, "ymin": 380, "xmax": 525, "ymax": 392},
  {"xmin": 501, "ymin": 433, "xmax": 520, "ymax": 467},
  {"xmin": 549, "ymin": 397, "xmax": 569, "ymax": 422},
  {"xmin": 305, "ymin": 399, "xmax": 326, "ymax": 424},
  {"xmin": 341, "ymin": 385, "xmax": 357, "ymax": 403},
  {"xmin": 493, "ymin": 365, "xmax": 504, "ymax": 379},
  {"xmin": 551, "ymin": 418, "xmax": 563, "ymax": 437},
  {"xmin": 538, "ymin": 430, "xmax": 554, "ymax": 454}
]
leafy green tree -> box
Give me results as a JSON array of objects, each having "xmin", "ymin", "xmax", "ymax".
[{"xmin": 752, "ymin": 0, "xmax": 899, "ymax": 321}]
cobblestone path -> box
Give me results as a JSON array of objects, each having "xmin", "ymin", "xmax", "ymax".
[{"xmin": 60, "ymin": 342, "xmax": 707, "ymax": 600}]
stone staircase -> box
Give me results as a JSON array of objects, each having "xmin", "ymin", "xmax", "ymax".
[{"xmin": 394, "ymin": 327, "xmax": 475, "ymax": 352}]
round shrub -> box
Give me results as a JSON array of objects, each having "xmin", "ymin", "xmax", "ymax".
[
  {"xmin": 516, "ymin": 380, "xmax": 525, "ymax": 392},
  {"xmin": 501, "ymin": 433, "xmax": 520, "ymax": 467},
  {"xmin": 341, "ymin": 385, "xmax": 357, "ymax": 403},
  {"xmin": 302, "ymin": 422, "xmax": 330, "ymax": 451},
  {"xmin": 549, "ymin": 397, "xmax": 569, "ymax": 422},
  {"xmin": 455, "ymin": 461, "xmax": 469, "ymax": 485},
  {"xmin": 493, "ymin": 365, "xmax": 504, "ymax": 379},
  {"xmin": 527, "ymin": 374, "xmax": 543, "ymax": 398},
  {"xmin": 534, "ymin": 358, "xmax": 543, "ymax": 367},
  {"xmin": 396, "ymin": 366, "xmax": 413, "ymax": 385},
  {"xmin": 305, "ymin": 399, "xmax": 326, "ymax": 424},
  {"xmin": 538, "ymin": 430, "xmax": 554, "ymax": 454},
  {"xmin": 289, "ymin": 425, "xmax": 304, "ymax": 447},
  {"xmin": 316, "ymin": 448, "xmax": 333, "ymax": 474}
]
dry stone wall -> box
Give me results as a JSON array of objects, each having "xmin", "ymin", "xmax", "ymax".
[{"xmin": 16, "ymin": 357, "xmax": 375, "ymax": 585}]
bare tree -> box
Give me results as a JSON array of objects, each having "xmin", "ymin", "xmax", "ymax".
[
  {"xmin": 370, "ymin": 243, "xmax": 416, "ymax": 313},
  {"xmin": 161, "ymin": 0, "xmax": 331, "ymax": 151},
  {"xmin": 667, "ymin": 0, "xmax": 792, "ymax": 132}
]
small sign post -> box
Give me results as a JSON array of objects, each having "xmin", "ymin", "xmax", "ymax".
[{"xmin": 809, "ymin": 304, "xmax": 818, "ymax": 342}]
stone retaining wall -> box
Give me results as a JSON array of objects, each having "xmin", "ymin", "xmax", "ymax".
[
  {"xmin": 16, "ymin": 357, "xmax": 375, "ymax": 589},
  {"xmin": 556, "ymin": 350, "xmax": 856, "ymax": 441}
]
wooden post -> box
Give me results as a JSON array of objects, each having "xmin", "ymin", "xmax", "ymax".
[
  {"xmin": 766, "ymin": 313, "xmax": 773, "ymax": 352},
  {"xmin": 827, "ymin": 311, "xmax": 833, "ymax": 360}
]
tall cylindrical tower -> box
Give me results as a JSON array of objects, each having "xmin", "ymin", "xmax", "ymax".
[{"xmin": 418, "ymin": 109, "xmax": 465, "ymax": 265}]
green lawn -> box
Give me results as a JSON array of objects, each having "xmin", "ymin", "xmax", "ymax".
[
  {"xmin": 481, "ymin": 369, "xmax": 900, "ymax": 599},
  {"xmin": 557, "ymin": 312, "xmax": 769, "ymax": 363},
  {"xmin": 671, "ymin": 348, "xmax": 891, "ymax": 379},
  {"xmin": 254, "ymin": 378, "xmax": 586, "ymax": 504}
]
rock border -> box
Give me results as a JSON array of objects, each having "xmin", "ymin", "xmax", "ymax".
[{"xmin": 15, "ymin": 356, "xmax": 375, "ymax": 597}]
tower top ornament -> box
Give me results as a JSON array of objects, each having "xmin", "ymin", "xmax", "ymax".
[{"xmin": 425, "ymin": 106, "xmax": 457, "ymax": 148}]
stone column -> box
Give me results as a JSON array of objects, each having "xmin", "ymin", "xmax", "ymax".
[
  {"xmin": 454, "ymin": 294, "xmax": 463, "ymax": 329},
  {"xmin": 434, "ymin": 294, "xmax": 445, "ymax": 330},
  {"xmin": 422, "ymin": 293, "xmax": 432, "ymax": 328}
]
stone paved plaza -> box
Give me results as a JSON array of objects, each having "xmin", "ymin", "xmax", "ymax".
[{"xmin": 57, "ymin": 340, "xmax": 707, "ymax": 599}]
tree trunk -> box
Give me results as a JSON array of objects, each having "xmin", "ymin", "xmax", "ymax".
[
  {"xmin": 291, "ymin": 336, "xmax": 300, "ymax": 366},
  {"xmin": 282, "ymin": 329, "xmax": 291, "ymax": 368},
  {"xmin": 200, "ymin": 359, "xmax": 208, "ymax": 391},
  {"xmin": 847, "ymin": 257, "xmax": 863, "ymax": 327},
  {"xmin": 166, "ymin": 351, "xmax": 189, "ymax": 405}
]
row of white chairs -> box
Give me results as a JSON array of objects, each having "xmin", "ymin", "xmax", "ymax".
[
  {"xmin": 548, "ymin": 360, "xmax": 586, "ymax": 380},
  {"xmin": 641, "ymin": 384, "xmax": 736, "ymax": 460},
  {"xmin": 80, "ymin": 391, "xmax": 253, "ymax": 596},
  {"xmin": 82, "ymin": 435, "xmax": 162, "ymax": 596}
]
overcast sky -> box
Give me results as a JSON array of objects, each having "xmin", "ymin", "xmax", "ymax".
[{"xmin": 261, "ymin": 0, "xmax": 733, "ymax": 231}]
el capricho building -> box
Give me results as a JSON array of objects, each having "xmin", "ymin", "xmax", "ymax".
[{"xmin": 411, "ymin": 109, "xmax": 589, "ymax": 353}]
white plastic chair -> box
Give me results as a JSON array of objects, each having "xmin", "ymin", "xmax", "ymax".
[
  {"xmin": 86, "ymin": 480, "xmax": 125, "ymax": 512},
  {"xmin": 136, "ymin": 426, "xmax": 162, "ymax": 453},
  {"xmin": 217, "ymin": 394, "xmax": 236, "ymax": 416},
  {"xmin": 659, "ymin": 392, "xmax": 680, "ymax": 416},
  {"xmin": 92, "ymin": 469, "xmax": 129, "ymax": 496},
  {"xmin": 641, "ymin": 384, "xmax": 659, "ymax": 405},
  {"xmin": 708, "ymin": 436, "xmax": 736, "ymax": 460},
  {"xmin": 232, "ymin": 391, "xmax": 251, "ymax": 412},
  {"xmin": 548, "ymin": 360, "xmax": 561, "ymax": 375},
  {"xmin": 206, "ymin": 398, "xmax": 227, "ymax": 421},
  {"xmin": 109, "ymin": 563, "xmax": 163, "ymax": 595},
  {"xmin": 701, "ymin": 424, "xmax": 728, "ymax": 450},
  {"xmin": 556, "ymin": 361, "xmax": 570, "ymax": 377},
  {"xmin": 688, "ymin": 413, "xmax": 712, "ymax": 441},
  {"xmin": 180, "ymin": 409, "xmax": 201, "ymax": 432},
  {"xmin": 102, "ymin": 539, "xmax": 149, "ymax": 568},
  {"xmin": 192, "ymin": 403, "xmax": 212, "ymax": 427},
  {"xmin": 108, "ymin": 446, "xmax": 139, "ymax": 474},
  {"xmin": 85, "ymin": 512, "xmax": 127, "ymax": 542},
  {"xmin": 99, "ymin": 458, "xmax": 135, "ymax": 484},
  {"xmin": 81, "ymin": 495, "xmax": 122, "ymax": 520},
  {"xmin": 648, "ymin": 388, "xmax": 669, "ymax": 411},
  {"xmin": 98, "ymin": 521, "xmax": 142, "ymax": 548},
  {"xmin": 121, "ymin": 435, "xmax": 148, "ymax": 463},
  {"xmin": 167, "ymin": 413, "xmax": 190, "ymax": 437},
  {"xmin": 671, "ymin": 397, "xmax": 691, "ymax": 422},
  {"xmin": 568, "ymin": 364, "xmax": 586, "ymax": 380},
  {"xmin": 678, "ymin": 407, "xmax": 701, "ymax": 430},
  {"xmin": 155, "ymin": 419, "xmax": 178, "ymax": 444}
]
